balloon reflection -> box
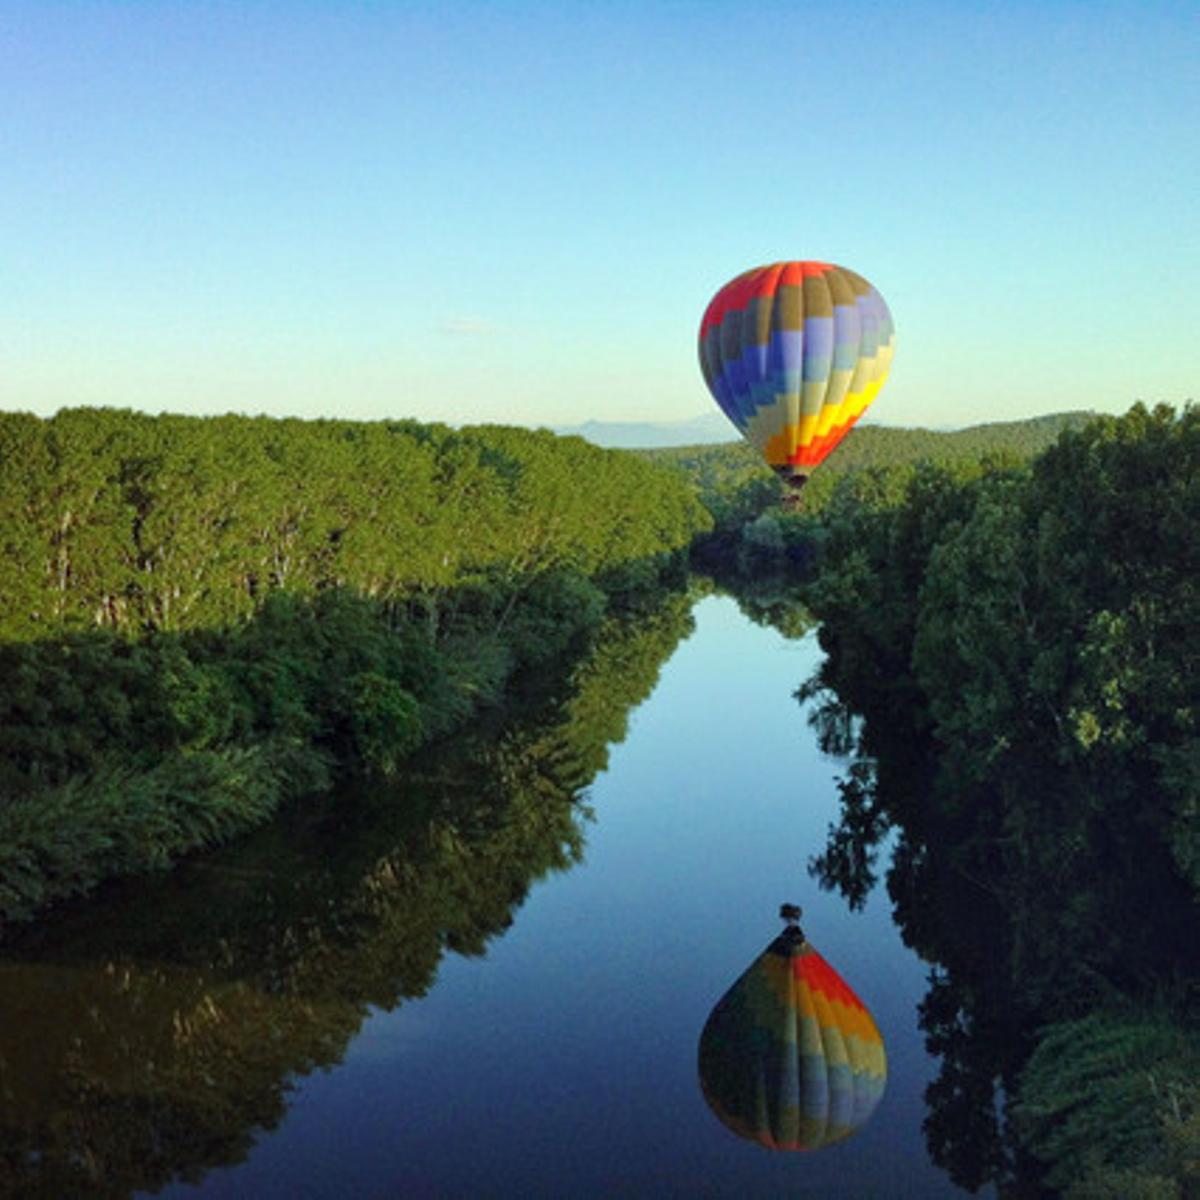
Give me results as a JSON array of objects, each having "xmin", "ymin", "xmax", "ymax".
[{"xmin": 698, "ymin": 906, "xmax": 886, "ymax": 1151}]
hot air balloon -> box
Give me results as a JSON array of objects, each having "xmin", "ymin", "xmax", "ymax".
[
  {"xmin": 698, "ymin": 905, "xmax": 887, "ymax": 1151},
  {"xmin": 698, "ymin": 262, "xmax": 894, "ymax": 495}
]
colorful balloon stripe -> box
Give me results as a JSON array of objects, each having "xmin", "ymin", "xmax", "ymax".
[
  {"xmin": 698, "ymin": 261, "xmax": 894, "ymax": 479},
  {"xmin": 698, "ymin": 927, "xmax": 887, "ymax": 1152}
]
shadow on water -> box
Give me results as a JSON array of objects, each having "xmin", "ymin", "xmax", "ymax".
[{"xmin": 0, "ymin": 598, "xmax": 697, "ymax": 1199}]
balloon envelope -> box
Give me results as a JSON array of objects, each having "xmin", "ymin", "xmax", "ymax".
[
  {"xmin": 698, "ymin": 926, "xmax": 886, "ymax": 1151},
  {"xmin": 698, "ymin": 261, "xmax": 894, "ymax": 481}
]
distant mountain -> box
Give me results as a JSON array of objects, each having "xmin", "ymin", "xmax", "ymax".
[
  {"xmin": 552, "ymin": 410, "xmax": 1101, "ymax": 450},
  {"xmin": 551, "ymin": 412, "xmax": 734, "ymax": 448}
]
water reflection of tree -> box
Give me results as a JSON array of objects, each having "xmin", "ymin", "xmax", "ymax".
[
  {"xmin": 703, "ymin": 575, "xmax": 818, "ymax": 642},
  {"xmin": 797, "ymin": 679, "xmax": 1199, "ymax": 1195},
  {"xmin": 791, "ymin": 691, "xmax": 1026, "ymax": 1192},
  {"xmin": 0, "ymin": 598, "xmax": 695, "ymax": 1198}
]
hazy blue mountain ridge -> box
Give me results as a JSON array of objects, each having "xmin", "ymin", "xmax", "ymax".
[{"xmin": 553, "ymin": 410, "xmax": 1100, "ymax": 450}]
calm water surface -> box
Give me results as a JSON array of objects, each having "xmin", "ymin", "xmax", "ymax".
[{"xmin": 6, "ymin": 595, "xmax": 987, "ymax": 1198}]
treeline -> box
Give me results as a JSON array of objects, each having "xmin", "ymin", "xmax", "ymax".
[
  {"xmin": 0, "ymin": 408, "xmax": 707, "ymax": 639},
  {"xmin": 644, "ymin": 411, "xmax": 1097, "ymax": 572},
  {"xmin": 798, "ymin": 404, "xmax": 1199, "ymax": 1196},
  {"xmin": 0, "ymin": 408, "xmax": 710, "ymax": 929}
]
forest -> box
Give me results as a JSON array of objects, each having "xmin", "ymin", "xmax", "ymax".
[
  {"xmin": 795, "ymin": 403, "xmax": 1199, "ymax": 1197},
  {"xmin": 0, "ymin": 408, "xmax": 709, "ymax": 927},
  {"xmin": 644, "ymin": 411, "xmax": 1097, "ymax": 576}
]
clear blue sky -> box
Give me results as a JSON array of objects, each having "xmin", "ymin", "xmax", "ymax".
[{"xmin": 2, "ymin": 1, "xmax": 1197, "ymax": 430}]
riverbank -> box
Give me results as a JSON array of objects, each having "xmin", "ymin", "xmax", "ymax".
[{"xmin": 0, "ymin": 408, "xmax": 709, "ymax": 932}]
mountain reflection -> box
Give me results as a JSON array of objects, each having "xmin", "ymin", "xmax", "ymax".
[{"xmin": 0, "ymin": 599, "xmax": 695, "ymax": 1199}]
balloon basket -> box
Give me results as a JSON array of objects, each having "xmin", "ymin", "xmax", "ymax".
[{"xmin": 779, "ymin": 473, "xmax": 808, "ymax": 510}]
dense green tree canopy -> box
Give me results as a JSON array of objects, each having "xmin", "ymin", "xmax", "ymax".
[
  {"xmin": 0, "ymin": 409, "xmax": 709, "ymax": 640},
  {"xmin": 795, "ymin": 404, "xmax": 1199, "ymax": 1195}
]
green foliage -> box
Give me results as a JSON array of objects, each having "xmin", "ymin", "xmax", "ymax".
[
  {"xmin": 0, "ymin": 569, "xmax": 670, "ymax": 929},
  {"xmin": 805, "ymin": 405, "xmax": 1199, "ymax": 1001},
  {"xmin": 643, "ymin": 411, "xmax": 1094, "ymax": 555},
  {"xmin": 0, "ymin": 739, "xmax": 326, "ymax": 925},
  {"xmin": 0, "ymin": 408, "xmax": 709, "ymax": 640},
  {"xmin": 1157, "ymin": 738, "xmax": 1200, "ymax": 891},
  {"xmin": 801, "ymin": 458, "xmax": 987, "ymax": 784},
  {"xmin": 1013, "ymin": 1008, "xmax": 1200, "ymax": 1198},
  {"xmin": 349, "ymin": 673, "xmax": 424, "ymax": 776},
  {"xmin": 738, "ymin": 509, "xmax": 787, "ymax": 571},
  {"xmin": 496, "ymin": 569, "xmax": 606, "ymax": 667},
  {"xmin": 796, "ymin": 404, "xmax": 1200, "ymax": 1193},
  {"xmin": 0, "ymin": 408, "xmax": 709, "ymax": 930}
]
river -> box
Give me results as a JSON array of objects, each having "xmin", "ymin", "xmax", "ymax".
[{"xmin": 0, "ymin": 593, "xmax": 988, "ymax": 1199}]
